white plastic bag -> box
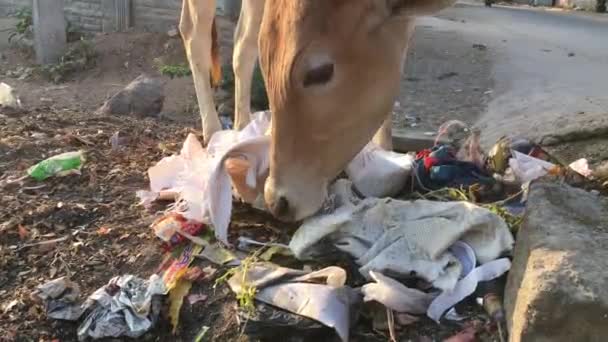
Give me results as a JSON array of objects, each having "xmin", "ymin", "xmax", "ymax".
[
  {"xmin": 346, "ymin": 143, "xmax": 414, "ymax": 198},
  {"xmin": 509, "ymin": 151, "xmax": 555, "ymax": 183}
]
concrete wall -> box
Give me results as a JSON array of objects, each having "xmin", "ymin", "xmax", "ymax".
[
  {"xmin": 0, "ymin": 0, "xmax": 239, "ymax": 32},
  {"xmin": 0, "ymin": 0, "xmax": 102, "ymax": 32},
  {"xmin": 131, "ymin": 0, "xmax": 181, "ymax": 32}
]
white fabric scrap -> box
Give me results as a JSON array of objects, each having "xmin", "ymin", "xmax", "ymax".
[
  {"xmin": 290, "ymin": 184, "xmax": 514, "ymax": 292},
  {"xmin": 143, "ymin": 112, "xmax": 271, "ymax": 244},
  {"xmin": 346, "ymin": 143, "xmax": 415, "ymax": 198},
  {"xmin": 427, "ymin": 258, "xmax": 511, "ymax": 322},
  {"xmin": 143, "ymin": 111, "xmax": 416, "ymax": 245},
  {"xmin": 361, "ymin": 271, "xmax": 435, "ymax": 314}
]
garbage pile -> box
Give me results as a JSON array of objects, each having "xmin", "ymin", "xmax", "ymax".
[{"xmin": 35, "ymin": 112, "xmax": 601, "ymax": 341}]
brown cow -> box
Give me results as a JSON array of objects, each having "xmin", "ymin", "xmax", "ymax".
[{"xmin": 180, "ymin": 0, "xmax": 455, "ymax": 221}]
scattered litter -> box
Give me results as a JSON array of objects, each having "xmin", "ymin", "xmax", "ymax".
[
  {"xmin": 228, "ymin": 263, "xmax": 358, "ymax": 342},
  {"xmin": 1, "ymin": 299, "xmax": 20, "ymax": 314},
  {"xmin": 17, "ymin": 235, "xmax": 68, "ymax": 251},
  {"xmin": 413, "ymin": 144, "xmax": 494, "ymax": 191},
  {"xmin": 151, "ymin": 213, "xmax": 208, "ymax": 251},
  {"xmin": 260, "ymin": 245, "xmax": 292, "ymax": 261},
  {"xmin": 37, "ymin": 275, "xmax": 166, "ymax": 340},
  {"xmin": 142, "ymin": 111, "xmax": 271, "ymax": 244},
  {"xmin": 346, "ymin": 142, "xmax": 415, "ymax": 198},
  {"xmin": 167, "ymin": 27, "xmax": 179, "ymax": 38},
  {"xmin": 568, "ymin": 158, "xmax": 592, "ymax": 178},
  {"xmin": 169, "ymin": 279, "xmax": 192, "ymax": 334},
  {"xmin": 456, "ymin": 129, "xmax": 485, "ymax": 170},
  {"xmin": 193, "ymin": 325, "xmax": 210, "ymax": 342},
  {"xmin": 197, "ymin": 242, "xmax": 239, "ymax": 266},
  {"xmin": 220, "ymin": 116, "xmax": 233, "ymax": 130},
  {"xmin": 237, "ymin": 236, "xmax": 291, "ymax": 251},
  {"xmin": 290, "ymin": 181, "xmax": 513, "ymax": 292},
  {"xmin": 236, "ymin": 302, "xmax": 329, "ymax": 339},
  {"xmin": 0, "ymin": 82, "xmax": 21, "ymax": 108},
  {"xmin": 427, "ymin": 258, "xmax": 511, "ymax": 322},
  {"xmin": 77, "ymin": 275, "xmax": 166, "ymax": 340},
  {"xmin": 27, "ymin": 151, "xmax": 86, "ymax": 181},
  {"xmin": 35, "ymin": 277, "xmax": 83, "ymax": 321},
  {"xmin": 362, "ymin": 271, "xmax": 434, "ymax": 314},
  {"xmin": 486, "ymin": 137, "xmax": 512, "ymax": 174},
  {"xmin": 444, "ymin": 324, "xmax": 479, "ymax": 342},
  {"xmin": 159, "ymin": 244, "xmax": 204, "ymax": 291},
  {"xmin": 509, "ymin": 151, "xmax": 555, "ymax": 184},
  {"xmin": 187, "ymin": 293, "xmax": 208, "ymax": 305},
  {"xmin": 109, "ymin": 131, "xmax": 129, "ymax": 150}
]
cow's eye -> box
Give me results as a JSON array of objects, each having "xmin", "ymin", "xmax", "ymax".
[{"xmin": 303, "ymin": 63, "xmax": 334, "ymax": 87}]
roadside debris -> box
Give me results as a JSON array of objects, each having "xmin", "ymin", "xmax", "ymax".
[
  {"xmin": 0, "ymin": 82, "xmax": 21, "ymax": 108},
  {"xmin": 290, "ymin": 180, "xmax": 513, "ymax": 323},
  {"xmin": 109, "ymin": 131, "xmax": 129, "ymax": 150},
  {"xmin": 413, "ymin": 144, "xmax": 494, "ymax": 191},
  {"xmin": 290, "ymin": 181, "xmax": 513, "ymax": 282},
  {"xmin": 236, "ymin": 301, "xmax": 330, "ymax": 339},
  {"xmin": 346, "ymin": 143, "xmax": 415, "ymax": 198},
  {"xmin": 36, "ymin": 275, "xmax": 166, "ymax": 341},
  {"xmin": 27, "ymin": 151, "xmax": 85, "ymax": 181},
  {"xmin": 158, "ymin": 244, "xmax": 203, "ymax": 291},
  {"xmin": 151, "ymin": 213, "xmax": 208, "ymax": 251},
  {"xmin": 35, "ymin": 277, "xmax": 83, "ymax": 320},
  {"xmin": 77, "ymin": 275, "xmax": 165, "ymax": 340},
  {"xmin": 129, "ymin": 111, "xmax": 602, "ymax": 342},
  {"xmin": 140, "ymin": 111, "xmax": 271, "ymax": 244},
  {"xmin": 227, "ymin": 263, "xmax": 358, "ymax": 342}
]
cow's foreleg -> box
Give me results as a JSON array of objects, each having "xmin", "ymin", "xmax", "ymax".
[
  {"xmin": 373, "ymin": 116, "xmax": 393, "ymax": 150},
  {"xmin": 232, "ymin": 0, "xmax": 265, "ymax": 130},
  {"xmin": 373, "ymin": 22, "xmax": 416, "ymax": 152},
  {"xmin": 180, "ymin": 0, "xmax": 220, "ymax": 144}
]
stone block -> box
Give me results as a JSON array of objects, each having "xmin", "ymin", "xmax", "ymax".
[{"xmin": 505, "ymin": 181, "xmax": 608, "ymax": 342}]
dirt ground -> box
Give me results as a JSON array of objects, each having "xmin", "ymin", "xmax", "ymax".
[{"xmin": 0, "ymin": 16, "xmax": 501, "ymax": 342}]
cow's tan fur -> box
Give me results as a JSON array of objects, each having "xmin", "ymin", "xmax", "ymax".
[{"xmin": 180, "ymin": 0, "xmax": 455, "ymax": 221}]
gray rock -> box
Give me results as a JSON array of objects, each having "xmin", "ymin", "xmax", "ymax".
[
  {"xmin": 505, "ymin": 181, "xmax": 608, "ymax": 342},
  {"xmin": 98, "ymin": 75, "xmax": 164, "ymax": 117}
]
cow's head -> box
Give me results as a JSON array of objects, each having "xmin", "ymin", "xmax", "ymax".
[{"xmin": 259, "ymin": 0, "xmax": 455, "ymax": 221}]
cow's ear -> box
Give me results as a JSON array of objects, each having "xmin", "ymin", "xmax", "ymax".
[{"xmin": 385, "ymin": 0, "xmax": 456, "ymax": 17}]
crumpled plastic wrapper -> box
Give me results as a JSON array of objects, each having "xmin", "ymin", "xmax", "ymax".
[{"xmin": 36, "ymin": 275, "xmax": 166, "ymax": 341}]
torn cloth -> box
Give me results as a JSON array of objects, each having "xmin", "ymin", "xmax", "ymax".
[
  {"xmin": 289, "ymin": 181, "xmax": 514, "ymax": 292},
  {"xmin": 144, "ymin": 111, "xmax": 412, "ymax": 245},
  {"xmin": 414, "ymin": 145, "xmax": 494, "ymax": 191}
]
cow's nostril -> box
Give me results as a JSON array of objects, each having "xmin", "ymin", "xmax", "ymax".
[{"xmin": 274, "ymin": 196, "xmax": 289, "ymax": 218}]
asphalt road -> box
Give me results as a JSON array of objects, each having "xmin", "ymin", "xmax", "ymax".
[{"xmin": 417, "ymin": 2, "xmax": 608, "ymax": 146}]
